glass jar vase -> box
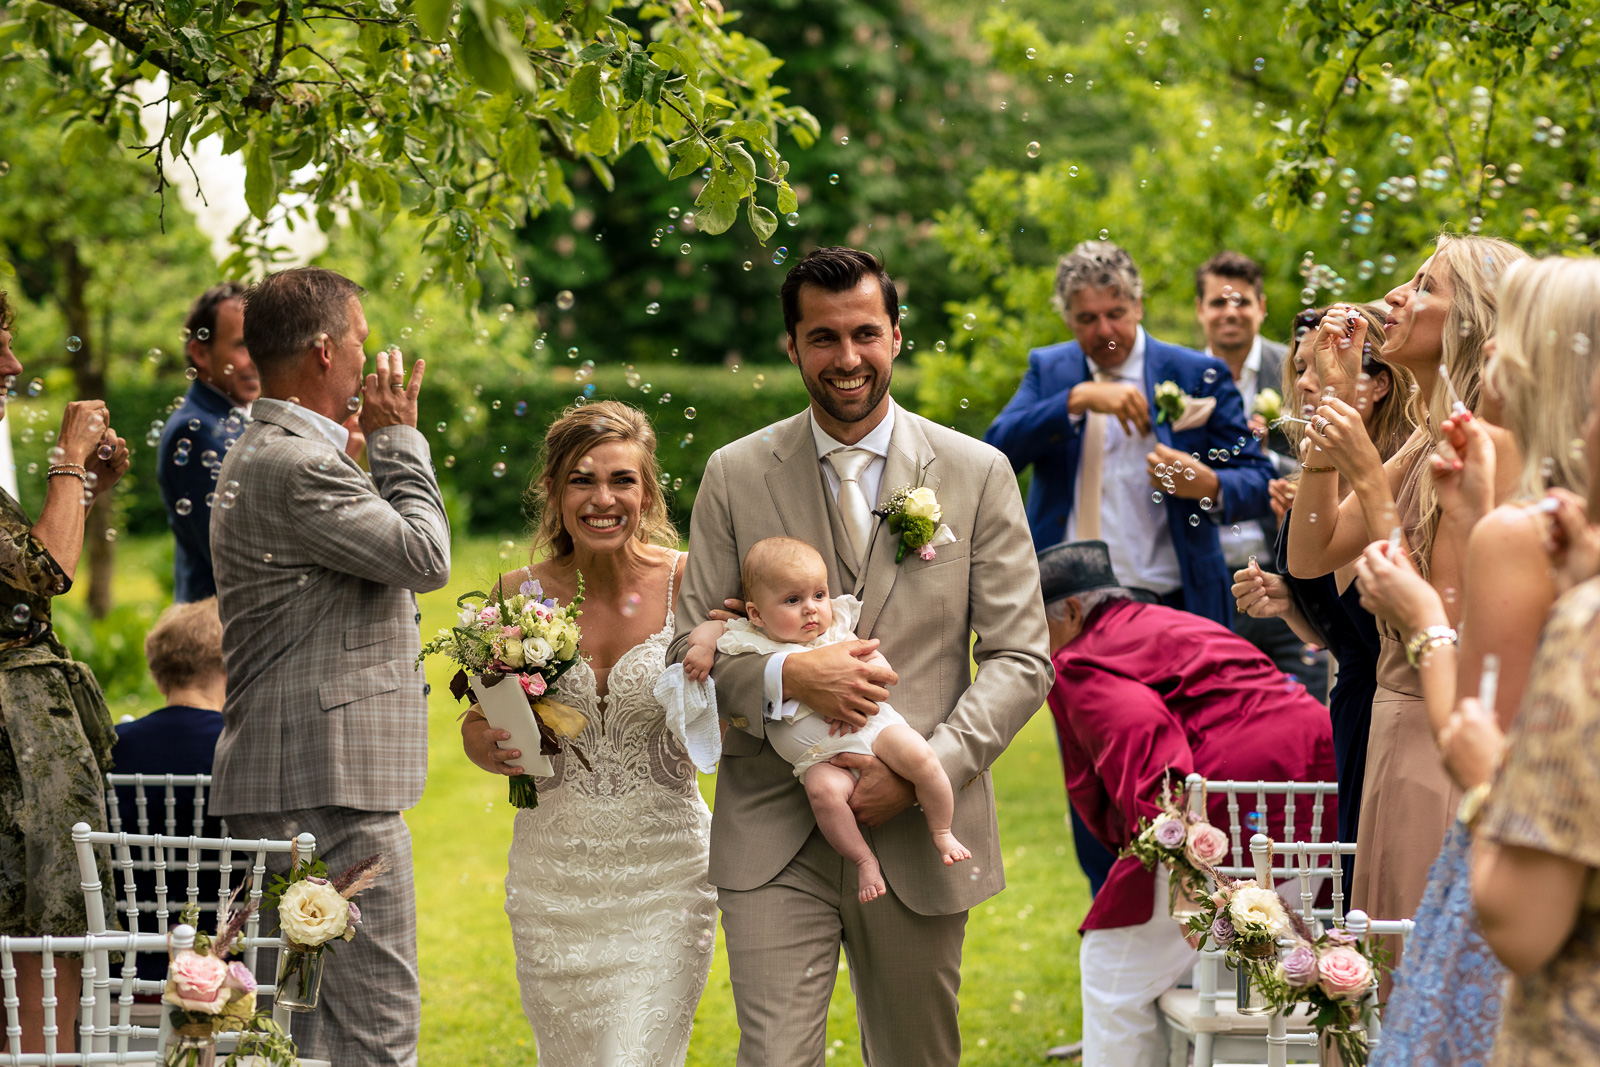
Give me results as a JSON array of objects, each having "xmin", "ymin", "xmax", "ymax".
[{"xmin": 276, "ymin": 946, "xmax": 325, "ymax": 1012}]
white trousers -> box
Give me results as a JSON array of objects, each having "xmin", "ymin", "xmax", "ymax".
[{"xmin": 1080, "ymin": 868, "xmax": 1201, "ymax": 1067}]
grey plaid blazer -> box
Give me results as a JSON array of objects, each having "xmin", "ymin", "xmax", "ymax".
[{"xmin": 207, "ymin": 401, "xmax": 450, "ymax": 817}]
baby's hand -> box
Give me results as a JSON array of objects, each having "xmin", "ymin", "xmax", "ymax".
[
  {"xmin": 827, "ymin": 716, "xmax": 863, "ymax": 737},
  {"xmin": 684, "ymin": 644, "xmax": 716, "ymax": 682}
]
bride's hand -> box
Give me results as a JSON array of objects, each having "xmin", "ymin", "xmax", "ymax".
[{"xmin": 462, "ymin": 706, "xmax": 525, "ymax": 776}]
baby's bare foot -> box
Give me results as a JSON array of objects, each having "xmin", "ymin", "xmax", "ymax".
[
  {"xmin": 934, "ymin": 831, "xmax": 971, "ymax": 866},
  {"xmin": 856, "ymin": 856, "xmax": 886, "ymax": 903}
]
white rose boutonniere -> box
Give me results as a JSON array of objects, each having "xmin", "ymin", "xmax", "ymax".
[
  {"xmin": 877, "ymin": 483, "xmax": 956, "ymax": 562},
  {"xmin": 1252, "ymin": 388, "xmax": 1283, "ymax": 425},
  {"xmin": 1154, "ymin": 380, "xmax": 1190, "ymax": 425}
]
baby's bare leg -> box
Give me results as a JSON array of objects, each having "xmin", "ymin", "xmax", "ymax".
[
  {"xmin": 803, "ymin": 762, "xmax": 886, "ymax": 903},
  {"xmin": 872, "ymin": 724, "xmax": 971, "ymax": 865}
]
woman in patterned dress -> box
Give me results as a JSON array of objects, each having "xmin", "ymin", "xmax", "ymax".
[
  {"xmin": 0, "ymin": 290, "xmax": 130, "ymax": 1055},
  {"xmin": 460, "ymin": 401, "xmax": 715, "ymax": 1065}
]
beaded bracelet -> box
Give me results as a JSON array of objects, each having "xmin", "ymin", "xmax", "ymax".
[{"xmin": 47, "ymin": 466, "xmax": 88, "ymax": 485}]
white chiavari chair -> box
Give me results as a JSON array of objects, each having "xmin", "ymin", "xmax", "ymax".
[
  {"xmin": 0, "ymin": 930, "xmax": 170, "ymax": 1066},
  {"xmin": 70, "ymin": 822, "xmax": 319, "ymax": 1062},
  {"xmin": 102, "ymin": 775, "xmax": 228, "ymax": 933}
]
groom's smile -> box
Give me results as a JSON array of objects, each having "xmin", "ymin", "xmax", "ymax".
[{"xmin": 787, "ymin": 276, "xmax": 900, "ymax": 445}]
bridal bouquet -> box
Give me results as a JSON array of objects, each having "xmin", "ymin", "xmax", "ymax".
[
  {"xmin": 163, "ymin": 898, "xmax": 299, "ymax": 1067},
  {"xmin": 417, "ymin": 574, "xmax": 590, "ymax": 808},
  {"xmin": 262, "ymin": 843, "xmax": 388, "ymax": 1013},
  {"xmin": 1122, "ymin": 780, "xmax": 1230, "ymax": 918},
  {"xmin": 1260, "ymin": 927, "xmax": 1387, "ymax": 1065}
]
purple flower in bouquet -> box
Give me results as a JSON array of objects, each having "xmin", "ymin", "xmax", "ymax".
[
  {"xmin": 1210, "ymin": 915, "xmax": 1236, "ymax": 947},
  {"xmin": 225, "ymin": 961, "xmax": 258, "ymax": 995},
  {"xmin": 347, "ymin": 902, "xmax": 361, "ymax": 927},
  {"xmin": 1153, "ymin": 817, "xmax": 1188, "ymax": 849},
  {"xmin": 520, "ymin": 579, "xmax": 538, "ymax": 597},
  {"xmin": 1281, "ymin": 944, "xmax": 1318, "ymax": 988}
]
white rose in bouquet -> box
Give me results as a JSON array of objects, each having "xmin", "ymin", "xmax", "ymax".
[
  {"xmin": 522, "ymin": 636, "xmax": 554, "ymax": 668},
  {"xmin": 498, "ymin": 636, "xmax": 526, "ymax": 668},
  {"xmin": 904, "ymin": 486, "xmax": 942, "ymax": 523},
  {"xmin": 1228, "ymin": 884, "xmax": 1291, "ymax": 939},
  {"xmin": 279, "ymin": 879, "xmax": 350, "ymax": 947}
]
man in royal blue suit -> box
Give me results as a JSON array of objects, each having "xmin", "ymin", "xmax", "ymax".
[{"xmin": 986, "ymin": 240, "xmax": 1274, "ymax": 894}]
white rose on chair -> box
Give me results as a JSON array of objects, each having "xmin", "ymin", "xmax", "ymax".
[
  {"xmin": 1227, "ymin": 884, "xmax": 1291, "ymax": 939},
  {"xmin": 279, "ymin": 878, "xmax": 352, "ymax": 947},
  {"xmin": 903, "ymin": 486, "xmax": 943, "ymax": 524}
]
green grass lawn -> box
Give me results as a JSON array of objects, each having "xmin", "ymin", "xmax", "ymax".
[{"xmin": 105, "ymin": 536, "xmax": 1092, "ymax": 1064}]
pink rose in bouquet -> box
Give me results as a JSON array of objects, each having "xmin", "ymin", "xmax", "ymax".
[
  {"xmin": 224, "ymin": 961, "xmax": 257, "ymax": 995},
  {"xmin": 1185, "ymin": 822, "xmax": 1229, "ymax": 868},
  {"xmin": 1280, "ymin": 944, "xmax": 1319, "ymax": 988},
  {"xmin": 520, "ymin": 673, "xmax": 547, "ymax": 698},
  {"xmin": 1317, "ymin": 945, "xmax": 1374, "ymax": 1000},
  {"xmin": 165, "ymin": 951, "xmax": 230, "ymax": 1012}
]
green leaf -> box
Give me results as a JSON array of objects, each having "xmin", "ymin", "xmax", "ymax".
[
  {"xmin": 415, "ymin": 0, "xmax": 450, "ymax": 39},
  {"xmin": 587, "ymin": 107, "xmax": 619, "ymax": 157},
  {"xmin": 501, "ymin": 122, "xmax": 542, "ymax": 185},
  {"xmin": 724, "ymin": 142, "xmax": 756, "ymax": 183},
  {"xmin": 165, "ymin": 0, "xmax": 195, "ymax": 29},
  {"xmin": 776, "ymin": 180, "xmax": 797, "ymax": 215},
  {"xmin": 647, "ymin": 42, "xmax": 698, "ymax": 83},
  {"xmin": 748, "ymin": 201, "xmax": 778, "ymax": 244},
  {"xmin": 568, "ymin": 63, "xmax": 603, "ymax": 121},
  {"xmin": 244, "ymin": 132, "xmax": 277, "ymax": 220},
  {"xmin": 667, "ymin": 138, "xmax": 709, "ymax": 179},
  {"xmin": 693, "ymin": 167, "xmax": 741, "ymax": 235},
  {"xmin": 534, "ymin": 0, "xmax": 564, "ymax": 18},
  {"xmin": 576, "ymin": 41, "xmax": 616, "ymax": 62},
  {"xmin": 456, "ymin": 15, "xmax": 513, "ymax": 93}
]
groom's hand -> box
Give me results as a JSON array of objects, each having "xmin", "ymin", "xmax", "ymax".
[
  {"xmin": 360, "ymin": 348, "xmax": 425, "ymax": 433},
  {"xmin": 832, "ymin": 754, "xmax": 915, "ymax": 827},
  {"xmin": 783, "ymin": 639, "xmax": 897, "ymax": 726}
]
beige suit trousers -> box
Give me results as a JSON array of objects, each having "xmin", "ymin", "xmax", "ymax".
[{"xmin": 718, "ymin": 828, "xmax": 967, "ymax": 1067}]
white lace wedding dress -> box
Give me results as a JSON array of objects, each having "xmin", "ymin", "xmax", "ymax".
[{"xmin": 503, "ymin": 553, "xmax": 716, "ymax": 1065}]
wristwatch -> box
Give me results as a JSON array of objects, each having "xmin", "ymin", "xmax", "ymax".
[{"xmin": 1405, "ymin": 625, "xmax": 1458, "ymax": 668}]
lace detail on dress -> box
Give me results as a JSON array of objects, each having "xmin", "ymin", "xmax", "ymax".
[{"xmin": 503, "ymin": 553, "xmax": 716, "ymax": 1066}]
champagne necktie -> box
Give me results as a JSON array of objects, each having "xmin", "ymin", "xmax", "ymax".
[{"xmin": 826, "ymin": 447, "xmax": 876, "ymax": 562}]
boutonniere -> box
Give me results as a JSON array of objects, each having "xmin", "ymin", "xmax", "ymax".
[
  {"xmin": 875, "ymin": 485, "xmax": 957, "ymax": 563},
  {"xmin": 1252, "ymin": 388, "xmax": 1283, "ymax": 425},
  {"xmin": 1153, "ymin": 380, "xmax": 1191, "ymax": 425}
]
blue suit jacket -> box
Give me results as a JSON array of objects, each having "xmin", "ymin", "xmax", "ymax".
[
  {"xmin": 984, "ymin": 334, "xmax": 1275, "ymax": 625},
  {"xmin": 157, "ymin": 383, "xmax": 244, "ymax": 602}
]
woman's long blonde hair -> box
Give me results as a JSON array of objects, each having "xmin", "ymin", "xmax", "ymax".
[
  {"xmin": 524, "ymin": 401, "xmax": 678, "ymax": 560},
  {"xmin": 1483, "ymin": 256, "xmax": 1600, "ymax": 499},
  {"xmin": 1392, "ymin": 233, "xmax": 1529, "ymax": 576}
]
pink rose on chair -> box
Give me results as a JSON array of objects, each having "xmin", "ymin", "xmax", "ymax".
[
  {"xmin": 164, "ymin": 951, "xmax": 230, "ymax": 1012},
  {"xmin": 225, "ymin": 961, "xmax": 257, "ymax": 995},
  {"xmin": 1317, "ymin": 945, "xmax": 1374, "ymax": 1000},
  {"xmin": 1185, "ymin": 822, "xmax": 1229, "ymax": 868}
]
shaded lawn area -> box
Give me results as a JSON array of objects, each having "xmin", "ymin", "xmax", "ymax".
[
  {"xmin": 96, "ymin": 535, "xmax": 1093, "ymax": 1063},
  {"xmin": 412, "ymin": 539, "xmax": 1093, "ymax": 1064}
]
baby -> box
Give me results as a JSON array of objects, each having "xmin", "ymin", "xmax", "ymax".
[{"xmin": 684, "ymin": 536, "xmax": 969, "ymax": 903}]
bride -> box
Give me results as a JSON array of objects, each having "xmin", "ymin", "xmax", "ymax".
[{"xmin": 461, "ymin": 400, "xmax": 715, "ymax": 1064}]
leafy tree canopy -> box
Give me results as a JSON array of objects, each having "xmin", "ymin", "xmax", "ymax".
[{"xmin": 0, "ymin": 0, "xmax": 818, "ymax": 298}]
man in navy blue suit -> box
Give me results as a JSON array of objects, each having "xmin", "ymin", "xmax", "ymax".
[
  {"xmin": 157, "ymin": 284, "xmax": 259, "ymax": 602},
  {"xmin": 986, "ymin": 241, "xmax": 1274, "ymax": 893}
]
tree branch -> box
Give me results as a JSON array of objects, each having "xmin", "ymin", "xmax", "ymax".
[{"xmin": 266, "ymin": 0, "xmax": 291, "ymax": 80}]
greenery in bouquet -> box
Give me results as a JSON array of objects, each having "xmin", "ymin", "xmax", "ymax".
[
  {"xmin": 1121, "ymin": 781, "xmax": 1230, "ymax": 909},
  {"xmin": 262, "ymin": 845, "xmax": 388, "ymax": 1002},
  {"xmin": 417, "ymin": 573, "xmax": 591, "ymax": 807},
  {"xmin": 163, "ymin": 899, "xmax": 298, "ymax": 1067}
]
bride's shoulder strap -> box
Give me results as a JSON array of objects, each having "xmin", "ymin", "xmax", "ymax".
[{"xmin": 667, "ymin": 549, "xmax": 686, "ymax": 612}]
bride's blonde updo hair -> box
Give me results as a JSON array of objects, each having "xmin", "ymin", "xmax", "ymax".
[{"xmin": 525, "ymin": 400, "xmax": 678, "ymax": 560}]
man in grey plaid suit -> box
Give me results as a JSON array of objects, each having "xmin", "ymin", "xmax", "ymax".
[{"xmin": 208, "ymin": 268, "xmax": 450, "ymax": 1067}]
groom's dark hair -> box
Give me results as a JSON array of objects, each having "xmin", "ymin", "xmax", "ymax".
[{"xmin": 780, "ymin": 247, "xmax": 899, "ymax": 339}]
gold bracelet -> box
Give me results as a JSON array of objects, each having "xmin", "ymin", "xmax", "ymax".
[
  {"xmin": 1405, "ymin": 625, "xmax": 1458, "ymax": 668},
  {"xmin": 1300, "ymin": 465, "xmax": 1338, "ymax": 473}
]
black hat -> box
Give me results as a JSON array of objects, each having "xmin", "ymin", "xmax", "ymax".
[{"xmin": 1038, "ymin": 540, "xmax": 1123, "ymax": 603}]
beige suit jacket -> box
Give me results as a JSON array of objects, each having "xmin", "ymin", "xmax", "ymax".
[
  {"xmin": 208, "ymin": 402, "xmax": 451, "ymax": 817},
  {"xmin": 670, "ymin": 403, "xmax": 1052, "ymax": 915}
]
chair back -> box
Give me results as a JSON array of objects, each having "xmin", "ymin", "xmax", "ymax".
[
  {"xmin": 1245, "ymin": 833, "xmax": 1356, "ymax": 924},
  {"xmin": 0, "ymin": 930, "xmax": 170, "ymax": 1065},
  {"xmin": 102, "ymin": 775, "xmax": 228, "ymax": 931},
  {"xmin": 1185, "ymin": 774, "xmax": 1339, "ymax": 882},
  {"xmin": 71, "ymin": 822, "xmax": 314, "ymax": 1057}
]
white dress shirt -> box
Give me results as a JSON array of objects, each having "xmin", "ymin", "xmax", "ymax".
[
  {"xmin": 1206, "ymin": 336, "xmax": 1269, "ymax": 570},
  {"xmin": 760, "ymin": 403, "xmax": 898, "ymax": 720},
  {"xmin": 1065, "ymin": 328, "xmax": 1183, "ymax": 595},
  {"xmin": 284, "ymin": 400, "xmax": 352, "ymax": 451}
]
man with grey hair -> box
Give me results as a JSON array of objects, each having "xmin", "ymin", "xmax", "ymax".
[
  {"xmin": 209, "ymin": 266, "xmax": 450, "ymax": 1067},
  {"xmin": 987, "ymin": 239, "xmax": 1275, "ymax": 894},
  {"xmin": 1040, "ymin": 540, "xmax": 1334, "ymax": 1067}
]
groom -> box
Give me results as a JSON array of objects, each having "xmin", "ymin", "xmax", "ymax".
[{"xmin": 671, "ymin": 247, "xmax": 1052, "ymax": 1064}]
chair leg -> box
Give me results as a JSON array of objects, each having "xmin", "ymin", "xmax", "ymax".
[{"xmin": 1194, "ymin": 1031, "xmax": 1215, "ymax": 1067}]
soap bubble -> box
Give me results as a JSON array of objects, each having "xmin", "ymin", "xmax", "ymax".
[
  {"xmin": 828, "ymin": 174, "xmax": 840, "ymax": 185},
  {"xmin": 1026, "ymin": 141, "xmax": 1041, "ymax": 158},
  {"xmin": 66, "ymin": 336, "xmax": 82, "ymax": 352},
  {"xmin": 555, "ymin": 290, "xmax": 575, "ymax": 311},
  {"xmin": 11, "ymin": 604, "xmax": 28, "ymax": 624},
  {"xmin": 772, "ymin": 248, "xmax": 788, "ymax": 266},
  {"xmin": 679, "ymin": 243, "xmax": 692, "ymax": 255},
  {"xmin": 684, "ymin": 407, "xmax": 697, "ymax": 420},
  {"xmin": 175, "ymin": 497, "xmax": 193, "ymax": 515},
  {"xmin": 646, "ymin": 302, "xmax": 661, "ymax": 315},
  {"xmin": 491, "ymin": 462, "xmax": 507, "ymax": 478}
]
